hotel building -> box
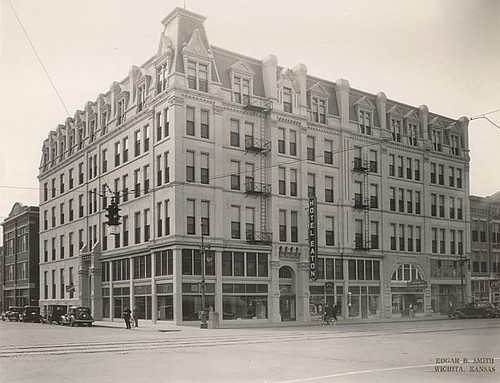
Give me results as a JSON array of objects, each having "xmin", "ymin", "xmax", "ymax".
[{"xmin": 38, "ymin": 8, "xmax": 471, "ymax": 324}]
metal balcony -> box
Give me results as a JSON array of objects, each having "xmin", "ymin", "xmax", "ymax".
[
  {"xmin": 354, "ymin": 236, "xmax": 369, "ymax": 250},
  {"xmin": 353, "ymin": 157, "xmax": 368, "ymax": 172},
  {"xmin": 353, "ymin": 193, "xmax": 369, "ymax": 209},
  {"xmin": 245, "ymin": 136, "xmax": 271, "ymax": 152},
  {"xmin": 243, "ymin": 98, "xmax": 273, "ymax": 113},
  {"xmin": 245, "ymin": 180, "xmax": 271, "ymax": 195},
  {"xmin": 247, "ymin": 231, "xmax": 273, "ymax": 245}
]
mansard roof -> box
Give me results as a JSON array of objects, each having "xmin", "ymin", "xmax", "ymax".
[{"xmin": 211, "ymin": 46, "xmax": 265, "ymax": 97}]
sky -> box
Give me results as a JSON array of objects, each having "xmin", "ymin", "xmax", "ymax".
[{"xmin": 0, "ymin": 0, "xmax": 499, "ymax": 238}]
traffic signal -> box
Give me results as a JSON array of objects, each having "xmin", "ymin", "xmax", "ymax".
[{"xmin": 105, "ymin": 200, "xmax": 121, "ymax": 226}]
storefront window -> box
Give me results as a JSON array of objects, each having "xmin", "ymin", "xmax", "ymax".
[
  {"xmin": 222, "ymin": 283, "xmax": 268, "ymax": 320},
  {"xmin": 157, "ymin": 283, "xmax": 173, "ymax": 320},
  {"xmin": 347, "ymin": 285, "xmax": 379, "ymax": 318},
  {"xmin": 113, "ymin": 286, "xmax": 130, "ymax": 319},
  {"xmin": 102, "ymin": 287, "xmax": 110, "ymax": 318},
  {"xmin": 182, "ymin": 295, "xmax": 215, "ymax": 321},
  {"xmin": 182, "ymin": 282, "xmax": 215, "ymax": 321},
  {"xmin": 223, "ymin": 296, "xmax": 268, "ymax": 320},
  {"xmin": 157, "ymin": 295, "xmax": 173, "ymax": 320}
]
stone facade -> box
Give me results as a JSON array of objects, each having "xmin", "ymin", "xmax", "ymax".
[{"xmin": 37, "ymin": 7, "xmax": 470, "ymax": 324}]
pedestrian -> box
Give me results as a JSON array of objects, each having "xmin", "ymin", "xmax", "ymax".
[
  {"xmin": 331, "ymin": 303, "xmax": 338, "ymax": 325},
  {"xmin": 323, "ymin": 304, "xmax": 333, "ymax": 324},
  {"xmin": 408, "ymin": 303, "xmax": 414, "ymax": 317},
  {"xmin": 123, "ymin": 305, "xmax": 132, "ymax": 329},
  {"xmin": 132, "ymin": 305, "xmax": 139, "ymax": 327}
]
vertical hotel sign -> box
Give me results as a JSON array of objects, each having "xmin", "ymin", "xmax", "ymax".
[{"xmin": 309, "ymin": 197, "xmax": 317, "ymax": 280}]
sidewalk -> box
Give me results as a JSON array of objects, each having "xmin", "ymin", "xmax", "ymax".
[{"xmin": 93, "ymin": 314, "xmax": 450, "ymax": 332}]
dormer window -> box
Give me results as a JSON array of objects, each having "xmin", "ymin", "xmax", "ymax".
[
  {"xmin": 68, "ymin": 132, "xmax": 75, "ymax": 156},
  {"xmin": 156, "ymin": 63, "xmax": 168, "ymax": 94},
  {"xmin": 187, "ymin": 60, "xmax": 208, "ymax": 92},
  {"xmin": 51, "ymin": 145, "xmax": 57, "ymax": 166},
  {"xmin": 432, "ymin": 129, "xmax": 442, "ymax": 152},
  {"xmin": 359, "ymin": 110, "xmax": 372, "ymax": 135},
  {"xmin": 407, "ymin": 121, "xmax": 419, "ymax": 146},
  {"xmin": 101, "ymin": 110, "xmax": 108, "ymax": 135},
  {"xmin": 137, "ymin": 84, "xmax": 146, "ymax": 112},
  {"xmin": 450, "ymin": 134, "xmax": 460, "ymax": 156},
  {"xmin": 42, "ymin": 149, "xmax": 49, "ymax": 171},
  {"xmin": 390, "ymin": 118, "xmax": 402, "ymax": 142},
  {"xmin": 89, "ymin": 119, "xmax": 96, "ymax": 143},
  {"xmin": 59, "ymin": 139, "xmax": 66, "ymax": 161},
  {"xmin": 233, "ymin": 76, "xmax": 250, "ymax": 104},
  {"xmin": 78, "ymin": 125, "xmax": 85, "ymax": 150},
  {"xmin": 354, "ymin": 95, "xmax": 374, "ymax": 136},
  {"xmin": 283, "ymin": 87, "xmax": 292, "ymax": 113},
  {"xmin": 312, "ymin": 97, "xmax": 327, "ymax": 124},
  {"xmin": 117, "ymin": 99, "xmax": 126, "ymax": 126}
]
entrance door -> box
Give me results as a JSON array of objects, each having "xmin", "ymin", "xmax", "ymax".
[
  {"xmin": 361, "ymin": 295, "xmax": 368, "ymax": 318},
  {"xmin": 280, "ymin": 295, "xmax": 296, "ymax": 321}
]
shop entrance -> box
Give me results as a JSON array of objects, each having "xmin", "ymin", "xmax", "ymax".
[
  {"xmin": 279, "ymin": 295, "xmax": 296, "ymax": 321},
  {"xmin": 279, "ymin": 266, "xmax": 296, "ymax": 321},
  {"xmin": 391, "ymin": 293, "xmax": 424, "ymax": 316}
]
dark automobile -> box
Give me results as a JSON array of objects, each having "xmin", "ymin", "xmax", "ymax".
[
  {"xmin": 22, "ymin": 306, "xmax": 43, "ymax": 323},
  {"xmin": 46, "ymin": 304, "xmax": 68, "ymax": 324},
  {"xmin": 5, "ymin": 306, "xmax": 24, "ymax": 322},
  {"xmin": 450, "ymin": 302, "xmax": 500, "ymax": 319},
  {"xmin": 61, "ymin": 306, "xmax": 94, "ymax": 327}
]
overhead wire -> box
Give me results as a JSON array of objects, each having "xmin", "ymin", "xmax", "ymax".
[
  {"xmin": 7, "ymin": 0, "xmax": 71, "ymax": 117},
  {"xmin": 4, "ymin": 1, "xmax": 499, "ymax": 198}
]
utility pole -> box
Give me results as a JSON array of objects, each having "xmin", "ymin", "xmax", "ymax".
[{"xmin": 458, "ymin": 253, "xmax": 469, "ymax": 305}]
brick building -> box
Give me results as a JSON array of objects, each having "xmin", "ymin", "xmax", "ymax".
[
  {"xmin": 470, "ymin": 193, "xmax": 500, "ymax": 303},
  {"xmin": 1, "ymin": 203, "xmax": 40, "ymax": 309}
]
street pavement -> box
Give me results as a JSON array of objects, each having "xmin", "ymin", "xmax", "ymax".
[{"xmin": 1, "ymin": 317, "xmax": 498, "ymax": 383}]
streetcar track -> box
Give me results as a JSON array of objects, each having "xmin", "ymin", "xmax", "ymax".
[
  {"xmin": 0, "ymin": 323, "xmax": 500, "ymax": 358},
  {"xmin": 1, "ymin": 323, "xmax": 498, "ymax": 358}
]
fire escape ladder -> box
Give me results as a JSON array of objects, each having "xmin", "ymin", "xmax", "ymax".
[
  {"xmin": 363, "ymin": 153, "xmax": 370, "ymax": 250},
  {"xmin": 260, "ymin": 112, "xmax": 268, "ymax": 237}
]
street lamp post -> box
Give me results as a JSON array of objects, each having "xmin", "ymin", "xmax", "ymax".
[
  {"xmin": 199, "ymin": 221, "xmax": 210, "ymax": 329},
  {"xmin": 458, "ymin": 253, "xmax": 469, "ymax": 305}
]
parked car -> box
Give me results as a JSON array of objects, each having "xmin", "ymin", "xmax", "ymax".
[
  {"xmin": 61, "ymin": 306, "xmax": 94, "ymax": 327},
  {"xmin": 45, "ymin": 304, "xmax": 68, "ymax": 325},
  {"xmin": 5, "ymin": 306, "xmax": 24, "ymax": 322},
  {"xmin": 449, "ymin": 302, "xmax": 500, "ymax": 319},
  {"xmin": 21, "ymin": 306, "xmax": 43, "ymax": 323}
]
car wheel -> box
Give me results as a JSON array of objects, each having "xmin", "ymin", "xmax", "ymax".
[
  {"xmin": 484, "ymin": 312, "xmax": 493, "ymax": 318},
  {"xmin": 452, "ymin": 312, "xmax": 461, "ymax": 319}
]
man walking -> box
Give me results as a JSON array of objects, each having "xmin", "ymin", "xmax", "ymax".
[
  {"xmin": 123, "ymin": 305, "xmax": 132, "ymax": 329},
  {"xmin": 132, "ymin": 305, "xmax": 139, "ymax": 327}
]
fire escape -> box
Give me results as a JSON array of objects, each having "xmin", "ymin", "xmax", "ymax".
[
  {"xmin": 244, "ymin": 99, "xmax": 273, "ymax": 244},
  {"xmin": 352, "ymin": 153, "xmax": 376, "ymax": 250}
]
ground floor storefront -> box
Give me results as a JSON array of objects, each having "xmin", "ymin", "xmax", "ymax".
[{"xmin": 42, "ymin": 246, "xmax": 470, "ymax": 325}]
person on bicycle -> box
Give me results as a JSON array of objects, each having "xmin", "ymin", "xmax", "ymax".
[{"xmin": 324, "ymin": 304, "xmax": 334, "ymax": 324}]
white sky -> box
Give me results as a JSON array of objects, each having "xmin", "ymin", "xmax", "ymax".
[{"xmin": 1, "ymin": 0, "xmax": 499, "ymax": 238}]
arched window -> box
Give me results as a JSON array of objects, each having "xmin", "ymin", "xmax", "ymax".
[
  {"xmin": 391, "ymin": 264, "xmax": 423, "ymax": 282},
  {"xmin": 279, "ymin": 266, "xmax": 293, "ymax": 279}
]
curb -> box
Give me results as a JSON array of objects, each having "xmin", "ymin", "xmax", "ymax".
[{"xmin": 91, "ymin": 316, "xmax": 450, "ymax": 331}]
